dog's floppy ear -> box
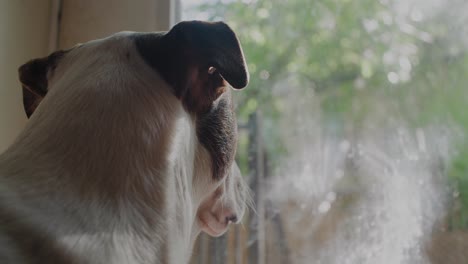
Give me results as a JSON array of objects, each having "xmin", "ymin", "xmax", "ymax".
[
  {"xmin": 168, "ymin": 20, "xmax": 249, "ymax": 90},
  {"xmin": 18, "ymin": 50, "xmax": 66, "ymax": 118},
  {"xmin": 136, "ymin": 21, "xmax": 249, "ymax": 112}
]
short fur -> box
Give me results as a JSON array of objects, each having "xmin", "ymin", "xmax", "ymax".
[{"xmin": 0, "ymin": 21, "xmax": 249, "ymax": 264}]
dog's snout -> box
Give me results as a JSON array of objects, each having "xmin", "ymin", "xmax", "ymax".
[{"xmin": 226, "ymin": 215, "xmax": 238, "ymax": 224}]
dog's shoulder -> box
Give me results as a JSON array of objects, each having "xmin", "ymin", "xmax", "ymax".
[
  {"xmin": 0, "ymin": 202, "xmax": 80, "ymax": 264},
  {"xmin": 0, "ymin": 171, "xmax": 78, "ymax": 264}
]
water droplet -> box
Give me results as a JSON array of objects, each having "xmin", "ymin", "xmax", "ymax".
[
  {"xmin": 387, "ymin": 72, "xmax": 399, "ymax": 84},
  {"xmin": 257, "ymin": 8, "xmax": 269, "ymax": 19},
  {"xmin": 318, "ymin": 201, "xmax": 331, "ymax": 214},
  {"xmin": 327, "ymin": 192, "xmax": 337, "ymax": 202},
  {"xmin": 410, "ymin": 10, "xmax": 423, "ymax": 22},
  {"xmin": 259, "ymin": 70, "xmax": 270, "ymax": 80},
  {"xmin": 340, "ymin": 140, "xmax": 351, "ymax": 152}
]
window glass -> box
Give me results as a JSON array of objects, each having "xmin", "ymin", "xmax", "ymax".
[{"xmin": 184, "ymin": 0, "xmax": 468, "ymax": 263}]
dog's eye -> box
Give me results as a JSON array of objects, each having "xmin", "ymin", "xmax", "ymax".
[{"xmin": 208, "ymin": 66, "xmax": 217, "ymax": 74}]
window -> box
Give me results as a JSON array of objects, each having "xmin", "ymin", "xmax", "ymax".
[{"xmin": 184, "ymin": 0, "xmax": 468, "ymax": 263}]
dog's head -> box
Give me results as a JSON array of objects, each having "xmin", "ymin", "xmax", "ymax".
[{"xmin": 17, "ymin": 21, "xmax": 250, "ymax": 237}]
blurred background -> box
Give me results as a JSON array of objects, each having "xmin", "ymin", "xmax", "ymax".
[
  {"xmin": 183, "ymin": 1, "xmax": 468, "ymax": 263},
  {"xmin": 1, "ymin": 0, "xmax": 468, "ymax": 263}
]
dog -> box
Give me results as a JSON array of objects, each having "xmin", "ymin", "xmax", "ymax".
[{"xmin": 0, "ymin": 21, "xmax": 249, "ymax": 264}]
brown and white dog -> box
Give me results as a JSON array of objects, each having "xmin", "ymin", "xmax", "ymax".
[{"xmin": 0, "ymin": 21, "xmax": 249, "ymax": 264}]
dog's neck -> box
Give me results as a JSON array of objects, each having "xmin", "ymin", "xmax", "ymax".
[{"xmin": 0, "ymin": 51, "xmax": 201, "ymax": 263}]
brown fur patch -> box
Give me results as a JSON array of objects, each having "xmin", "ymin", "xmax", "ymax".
[{"xmin": 19, "ymin": 50, "xmax": 68, "ymax": 118}]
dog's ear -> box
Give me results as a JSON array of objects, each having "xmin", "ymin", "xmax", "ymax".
[
  {"xmin": 18, "ymin": 50, "xmax": 66, "ymax": 118},
  {"xmin": 168, "ymin": 21, "xmax": 249, "ymax": 90},
  {"xmin": 136, "ymin": 21, "xmax": 249, "ymax": 112}
]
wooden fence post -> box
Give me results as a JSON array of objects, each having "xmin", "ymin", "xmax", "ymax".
[
  {"xmin": 248, "ymin": 111, "xmax": 266, "ymax": 264},
  {"xmin": 211, "ymin": 235, "xmax": 227, "ymax": 263}
]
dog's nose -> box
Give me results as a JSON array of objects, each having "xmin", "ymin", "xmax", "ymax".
[{"xmin": 226, "ymin": 215, "xmax": 238, "ymax": 224}]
